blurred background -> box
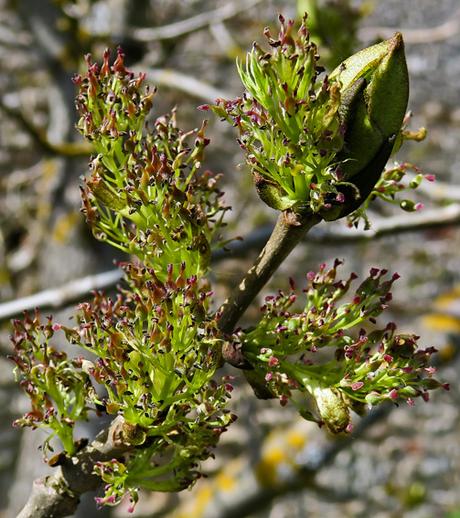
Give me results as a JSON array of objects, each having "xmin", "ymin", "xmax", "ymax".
[{"xmin": 1, "ymin": 0, "xmax": 460, "ymax": 516}]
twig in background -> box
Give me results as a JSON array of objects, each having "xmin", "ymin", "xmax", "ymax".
[
  {"xmin": 131, "ymin": 0, "xmax": 264, "ymax": 42},
  {"xmin": 359, "ymin": 8, "xmax": 460, "ymax": 44},
  {"xmin": 406, "ymin": 173, "xmax": 460, "ymax": 202},
  {"xmin": 0, "ymin": 269, "xmax": 122, "ymax": 321},
  {"xmin": 0, "ymin": 97, "xmax": 92, "ymax": 157},
  {"xmin": 144, "ymin": 69, "xmax": 234, "ymax": 102},
  {"xmin": 313, "ymin": 203, "xmax": 460, "ymax": 242},
  {"xmin": 3, "ymin": 204, "xmax": 460, "ymax": 322}
]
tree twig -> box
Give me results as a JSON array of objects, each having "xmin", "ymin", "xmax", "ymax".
[
  {"xmin": 0, "ymin": 97, "xmax": 92, "ymax": 158},
  {"xmin": 144, "ymin": 69, "xmax": 234, "ymax": 102},
  {"xmin": 315, "ymin": 203, "xmax": 460, "ymax": 243},
  {"xmin": 131, "ymin": 0, "xmax": 264, "ymax": 42},
  {"xmin": 0, "ymin": 269, "xmax": 122, "ymax": 321},
  {"xmin": 359, "ymin": 8, "xmax": 460, "ymax": 44},
  {"xmin": 218, "ymin": 212, "xmax": 321, "ymax": 366},
  {"xmin": 17, "ymin": 417, "xmax": 131, "ymax": 518}
]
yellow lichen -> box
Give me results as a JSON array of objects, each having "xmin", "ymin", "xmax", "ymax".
[
  {"xmin": 254, "ymin": 446, "xmax": 285, "ymax": 487},
  {"xmin": 422, "ymin": 313, "xmax": 460, "ymax": 333},
  {"xmin": 286, "ymin": 430, "xmax": 307, "ymax": 450},
  {"xmin": 216, "ymin": 472, "xmax": 236, "ymax": 492}
]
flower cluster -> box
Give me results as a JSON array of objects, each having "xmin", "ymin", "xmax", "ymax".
[
  {"xmin": 347, "ymin": 162, "xmax": 434, "ymax": 229},
  {"xmin": 74, "ymin": 49, "xmax": 227, "ymax": 280},
  {"xmin": 210, "ymin": 16, "xmax": 419, "ymax": 226},
  {"xmin": 208, "ymin": 14, "xmax": 344, "ymax": 213},
  {"xmin": 10, "ymin": 312, "xmax": 94, "ymax": 455},
  {"xmin": 10, "ymin": 50, "xmax": 234, "ymax": 509},
  {"xmin": 11, "ymin": 262, "xmax": 234, "ymax": 506},
  {"xmin": 239, "ymin": 260, "xmax": 447, "ymax": 433},
  {"xmin": 75, "ymin": 262, "xmax": 233, "ymax": 505}
]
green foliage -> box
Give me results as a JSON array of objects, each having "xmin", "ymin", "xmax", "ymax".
[{"xmin": 322, "ymin": 32, "xmax": 410, "ymax": 220}]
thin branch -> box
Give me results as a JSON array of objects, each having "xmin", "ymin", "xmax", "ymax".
[
  {"xmin": 222, "ymin": 203, "xmax": 460, "ymax": 252},
  {"xmin": 0, "ymin": 269, "xmax": 122, "ymax": 321},
  {"xmin": 0, "ymin": 97, "xmax": 92, "ymax": 158},
  {"xmin": 314, "ymin": 204, "xmax": 460, "ymax": 243},
  {"xmin": 144, "ymin": 69, "xmax": 234, "ymax": 102},
  {"xmin": 406, "ymin": 175, "xmax": 460, "ymax": 203},
  {"xmin": 358, "ymin": 8, "xmax": 460, "ymax": 44},
  {"xmin": 218, "ymin": 212, "xmax": 321, "ymax": 366},
  {"xmin": 3, "ymin": 204, "xmax": 460, "ymax": 322},
  {"xmin": 131, "ymin": 0, "xmax": 264, "ymax": 42}
]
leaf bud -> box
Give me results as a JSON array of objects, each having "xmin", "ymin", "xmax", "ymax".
[{"xmin": 323, "ymin": 33, "xmax": 409, "ymax": 220}]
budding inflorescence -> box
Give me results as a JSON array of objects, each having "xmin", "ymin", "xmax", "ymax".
[
  {"xmin": 10, "ymin": 312, "xmax": 94, "ymax": 455},
  {"xmin": 209, "ymin": 14, "xmax": 344, "ymax": 213},
  {"xmin": 239, "ymin": 260, "xmax": 446, "ymax": 434},
  {"xmin": 74, "ymin": 48, "xmax": 227, "ymax": 281},
  {"xmin": 10, "ymin": 49, "xmax": 234, "ymax": 510},
  {"xmin": 209, "ymin": 15, "xmax": 425, "ymax": 225}
]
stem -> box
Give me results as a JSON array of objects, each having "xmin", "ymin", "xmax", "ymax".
[
  {"xmin": 218, "ymin": 210, "xmax": 320, "ymax": 367},
  {"xmin": 17, "ymin": 417, "xmax": 131, "ymax": 518}
]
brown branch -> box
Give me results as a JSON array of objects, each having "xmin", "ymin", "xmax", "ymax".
[
  {"xmin": 17, "ymin": 417, "xmax": 131, "ymax": 518},
  {"xmin": 0, "ymin": 98, "xmax": 92, "ymax": 158},
  {"xmin": 358, "ymin": 8, "xmax": 460, "ymax": 44},
  {"xmin": 131, "ymin": 0, "xmax": 264, "ymax": 42},
  {"xmin": 218, "ymin": 211, "xmax": 321, "ymax": 366},
  {"xmin": 216, "ymin": 203, "xmax": 460, "ymax": 342}
]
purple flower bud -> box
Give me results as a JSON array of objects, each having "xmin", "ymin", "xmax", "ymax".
[
  {"xmin": 268, "ymin": 356, "xmax": 280, "ymax": 367},
  {"xmin": 389, "ymin": 389, "xmax": 398, "ymax": 400}
]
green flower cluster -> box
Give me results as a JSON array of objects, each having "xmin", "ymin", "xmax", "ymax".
[
  {"xmin": 11, "ymin": 312, "xmax": 94, "ymax": 455},
  {"xmin": 239, "ymin": 260, "xmax": 447, "ymax": 433},
  {"xmin": 209, "ymin": 15, "xmax": 416, "ymax": 223},
  {"xmin": 209, "ymin": 14, "xmax": 344, "ymax": 213},
  {"xmin": 74, "ymin": 49, "xmax": 227, "ymax": 280},
  {"xmin": 11, "ymin": 263, "xmax": 234, "ymax": 505},
  {"xmin": 11, "ymin": 50, "xmax": 234, "ymax": 510}
]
